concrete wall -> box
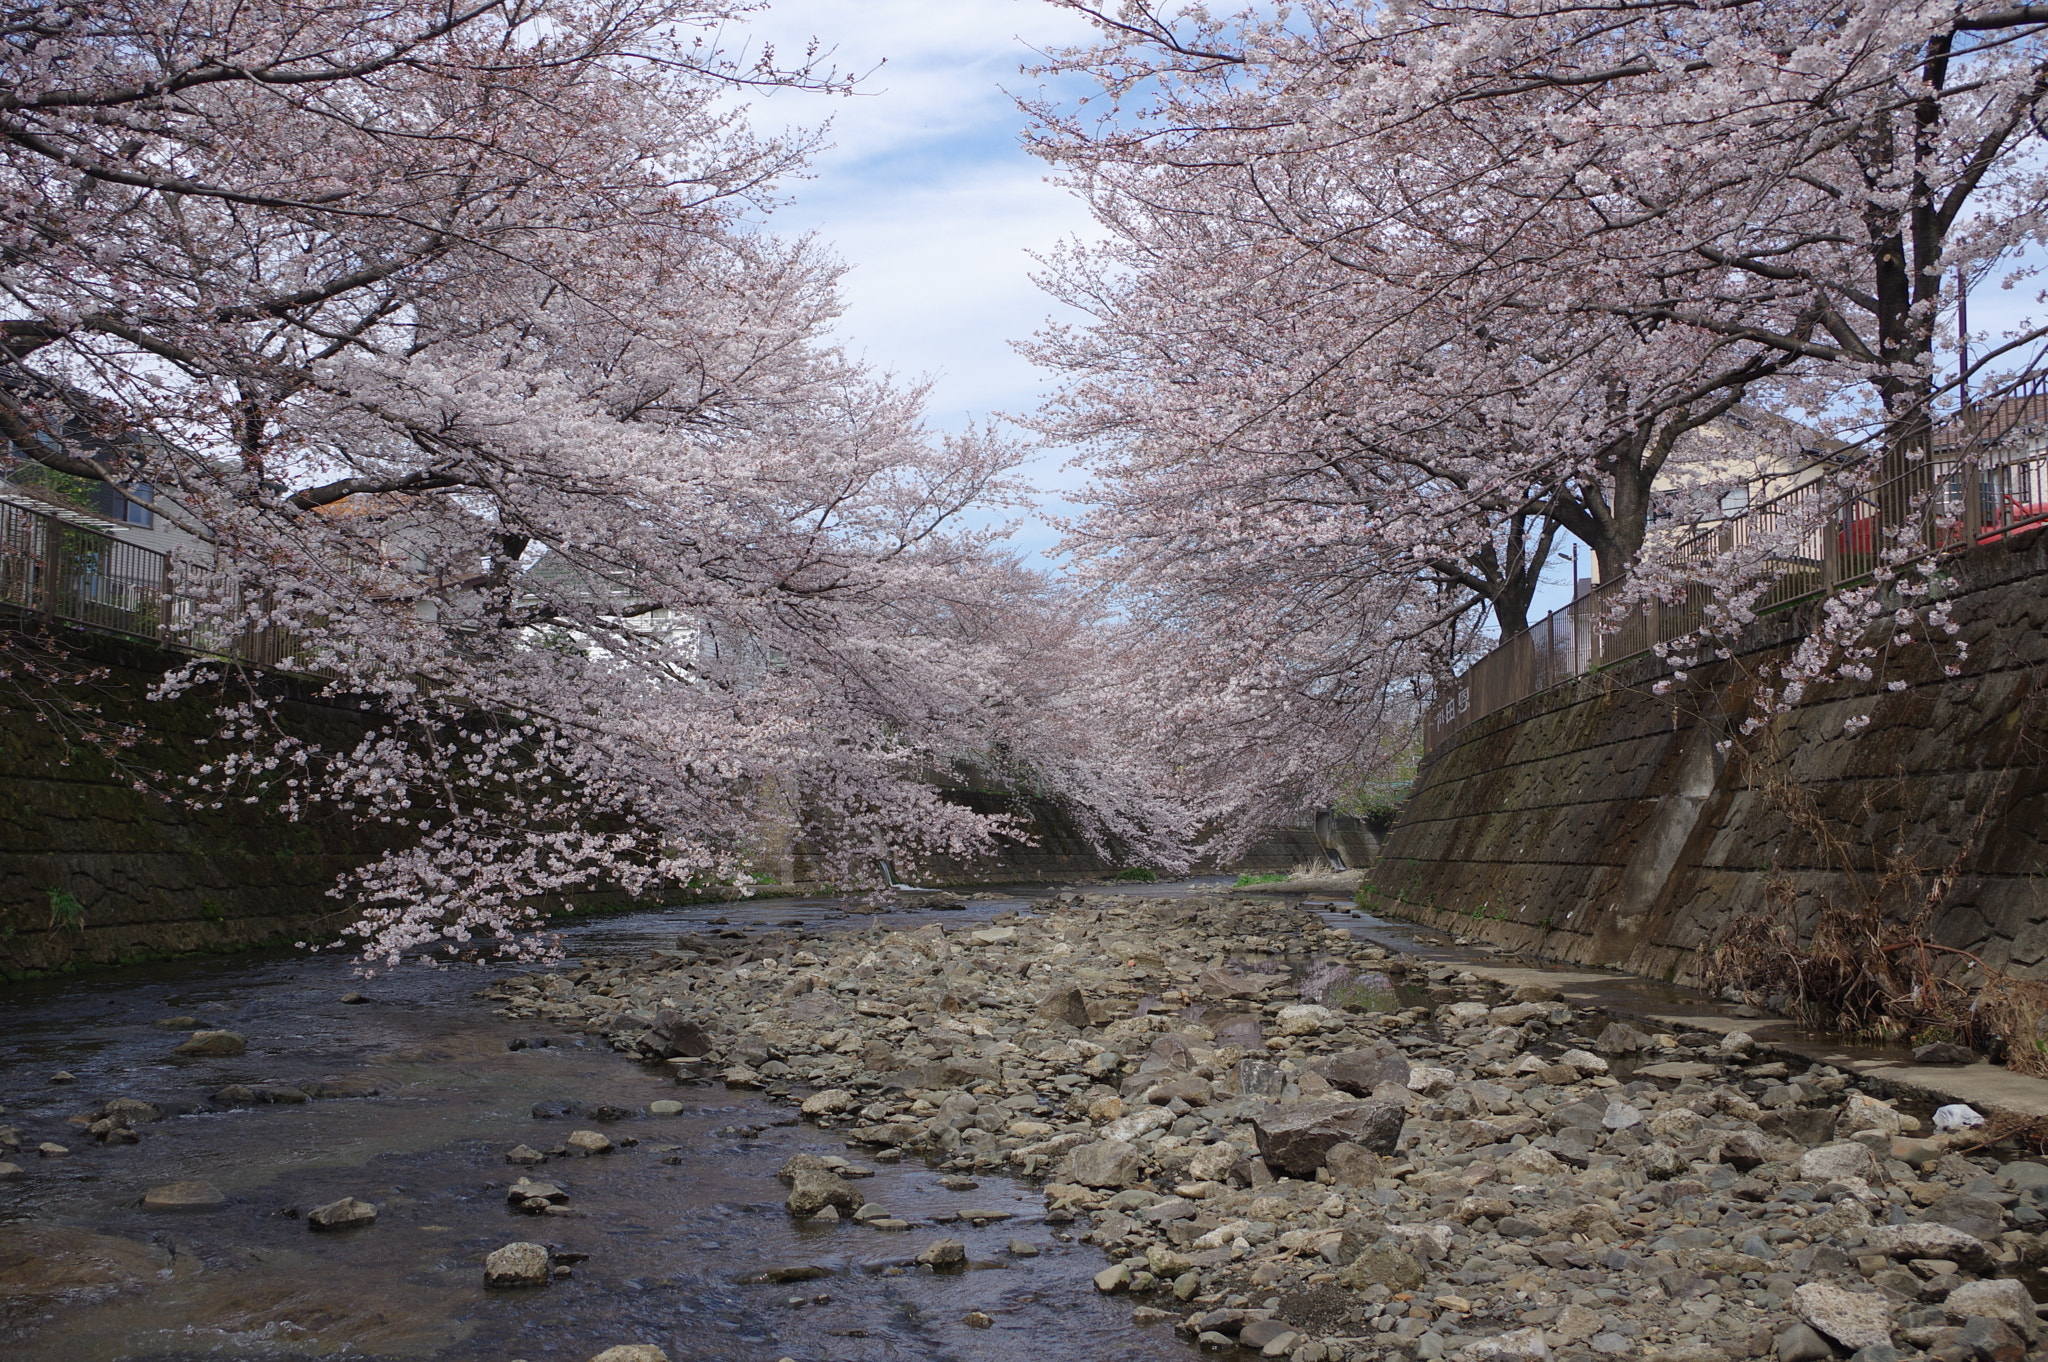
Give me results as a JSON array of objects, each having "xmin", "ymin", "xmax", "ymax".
[{"xmin": 1370, "ymin": 530, "xmax": 2048, "ymax": 986}]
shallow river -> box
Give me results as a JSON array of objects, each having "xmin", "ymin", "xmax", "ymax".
[
  {"xmin": 0, "ymin": 884, "xmax": 1237, "ymax": 1362},
  {"xmin": 0, "ymin": 879, "xmax": 1981, "ymax": 1360}
]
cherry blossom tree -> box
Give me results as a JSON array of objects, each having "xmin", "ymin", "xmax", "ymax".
[
  {"xmin": 0, "ymin": 0, "xmax": 1187, "ymax": 964},
  {"xmin": 1023, "ymin": 0, "xmax": 2048, "ymax": 782}
]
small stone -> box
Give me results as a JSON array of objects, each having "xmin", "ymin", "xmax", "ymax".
[
  {"xmin": 306, "ymin": 1196, "xmax": 377, "ymax": 1230},
  {"xmin": 172, "ymin": 1030, "xmax": 247, "ymax": 1056},
  {"xmin": 340, "ymin": 992, "xmax": 371, "ymax": 1005},
  {"xmin": 36, "ymin": 1142, "xmax": 68, "ymax": 1158},
  {"xmin": 564, "ymin": 1129, "xmax": 612, "ymax": 1155},
  {"xmin": 962, "ymin": 1311, "xmax": 995, "ymax": 1329},
  {"xmin": 800, "ymin": 1089, "xmax": 854, "ymax": 1115},
  {"xmin": 484, "ymin": 1241, "xmax": 551, "ymax": 1288},
  {"xmin": 0, "ymin": 1162, "xmax": 23, "ymax": 1181},
  {"xmin": 143, "ymin": 1181, "xmax": 225, "ymax": 1210},
  {"xmin": 1007, "ymin": 1238, "xmax": 1039, "ymax": 1256},
  {"xmin": 1794, "ymin": 1282, "xmax": 1892, "ymax": 1352},
  {"xmin": 48, "ymin": 1071, "xmax": 76, "ymax": 1084},
  {"xmin": 915, "ymin": 1238, "xmax": 966, "ymax": 1269},
  {"xmin": 506, "ymin": 1144, "xmax": 547, "ymax": 1165},
  {"xmin": 155, "ymin": 1016, "xmax": 200, "ymax": 1028},
  {"xmin": 647, "ymin": 1100, "xmax": 683, "ymax": 1116},
  {"xmin": 587, "ymin": 1348, "xmax": 667, "ymax": 1362},
  {"xmin": 1094, "ymin": 1262, "xmax": 1132, "ymax": 1292}
]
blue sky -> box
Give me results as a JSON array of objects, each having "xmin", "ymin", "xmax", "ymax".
[{"xmin": 737, "ymin": 0, "xmax": 1104, "ymax": 563}]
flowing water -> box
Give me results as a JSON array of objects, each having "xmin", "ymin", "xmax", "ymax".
[{"xmin": 0, "ymin": 885, "xmax": 1239, "ymax": 1362}]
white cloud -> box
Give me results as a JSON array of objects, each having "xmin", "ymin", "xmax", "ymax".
[{"xmin": 723, "ymin": 0, "xmax": 1108, "ymax": 555}]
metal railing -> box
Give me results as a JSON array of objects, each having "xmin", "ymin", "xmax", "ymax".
[
  {"xmin": 0, "ymin": 496, "xmax": 300, "ymax": 667},
  {"xmin": 1423, "ymin": 448, "xmax": 2048, "ymax": 753}
]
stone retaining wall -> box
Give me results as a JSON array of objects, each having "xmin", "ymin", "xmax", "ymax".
[{"xmin": 1370, "ymin": 530, "xmax": 2048, "ymax": 986}]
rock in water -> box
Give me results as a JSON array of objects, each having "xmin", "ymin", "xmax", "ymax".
[
  {"xmin": 1336, "ymin": 1240, "xmax": 1425, "ymax": 1292},
  {"xmin": 779, "ymin": 1155, "xmax": 859, "ymax": 1215},
  {"xmin": 914, "ymin": 1238, "xmax": 967, "ymax": 1269},
  {"xmin": 1793, "ymin": 1283, "xmax": 1891, "ymax": 1352},
  {"xmin": 588, "ymin": 1348, "xmax": 669, "ymax": 1362},
  {"xmin": 172, "ymin": 1030, "xmax": 247, "ymax": 1056},
  {"xmin": 143, "ymin": 1181, "xmax": 225, "ymax": 1210},
  {"xmin": 1253, "ymin": 1098, "xmax": 1404, "ymax": 1176},
  {"xmin": 564, "ymin": 1129, "xmax": 613, "ymax": 1155},
  {"xmin": 1911, "ymin": 1041, "xmax": 1973, "ymax": 1065},
  {"xmin": 484, "ymin": 1241, "xmax": 551, "ymax": 1287},
  {"xmin": 1066, "ymin": 1139, "xmax": 1146, "ymax": 1188},
  {"xmin": 306, "ymin": 1196, "xmax": 377, "ymax": 1229}
]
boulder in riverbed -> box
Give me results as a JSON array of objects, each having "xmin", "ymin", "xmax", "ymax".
[
  {"xmin": 484, "ymin": 1241, "xmax": 551, "ymax": 1287},
  {"xmin": 143, "ymin": 1181, "xmax": 225, "ymax": 1210},
  {"xmin": 306, "ymin": 1197, "xmax": 377, "ymax": 1230}
]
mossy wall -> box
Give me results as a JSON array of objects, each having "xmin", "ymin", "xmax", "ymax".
[
  {"xmin": 1371, "ymin": 531, "xmax": 2048, "ymax": 986},
  {"xmin": 0, "ymin": 620, "xmax": 402, "ymax": 976},
  {"xmin": 0, "ymin": 620, "xmax": 1320, "ymax": 977}
]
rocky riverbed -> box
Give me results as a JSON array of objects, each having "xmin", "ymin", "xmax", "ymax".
[{"xmin": 488, "ymin": 890, "xmax": 2048, "ymax": 1362}]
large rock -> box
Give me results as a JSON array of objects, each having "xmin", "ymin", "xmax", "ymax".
[
  {"xmin": 649, "ymin": 1009, "xmax": 713, "ymax": 1057},
  {"xmin": 1187, "ymin": 1141, "xmax": 1246, "ymax": 1184},
  {"xmin": 1942, "ymin": 1278, "xmax": 2038, "ymax": 1338},
  {"xmin": 1760, "ymin": 1108, "xmax": 1838, "ymax": 1145},
  {"xmin": 1861, "ymin": 1221, "xmax": 1993, "ymax": 1269},
  {"xmin": 1918, "ymin": 1192, "xmax": 2004, "ymax": 1242},
  {"xmin": 1253, "ymin": 1098, "xmax": 1404, "ymax": 1177},
  {"xmin": 784, "ymin": 1165, "xmax": 859, "ymax": 1216},
  {"xmin": 1792, "ymin": 1283, "xmax": 1890, "ymax": 1352},
  {"xmin": 915, "ymin": 1238, "xmax": 967, "ymax": 1269},
  {"xmin": 1314, "ymin": 1049, "xmax": 1411, "ymax": 1095},
  {"xmin": 1462, "ymin": 1327, "xmax": 1551, "ymax": 1361},
  {"xmin": 143, "ymin": 1181, "xmax": 225, "ymax": 1210},
  {"xmin": 172, "ymin": 1030, "xmax": 247, "ymax": 1056},
  {"xmin": 1067, "ymin": 1139, "xmax": 1146, "ymax": 1188},
  {"xmin": 1799, "ymin": 1142, "xmax": 1883, "ymax": 1184},
  {"xmin": 1325, "ymin": 1143, "xmax": 1383, "ymax": 1187},
  {"xmin": 1336, "ymin": 1239, "xmax": 1425, "ymax": 1292},
  {"xmin": 1837, "ymin": 1093, "xmax": 1903, "ymax": 1137},
  {"xmin": 306, "ymin": 1196, "xmax": 377, "ymax": 1230},
  {"xmin": 1036, "ymin": 985, "xmax": 1091, "ymax": 1028},
  {"xmin": 484, "ymin": 1241, "xmax": 551, "ymax": 1287}
]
